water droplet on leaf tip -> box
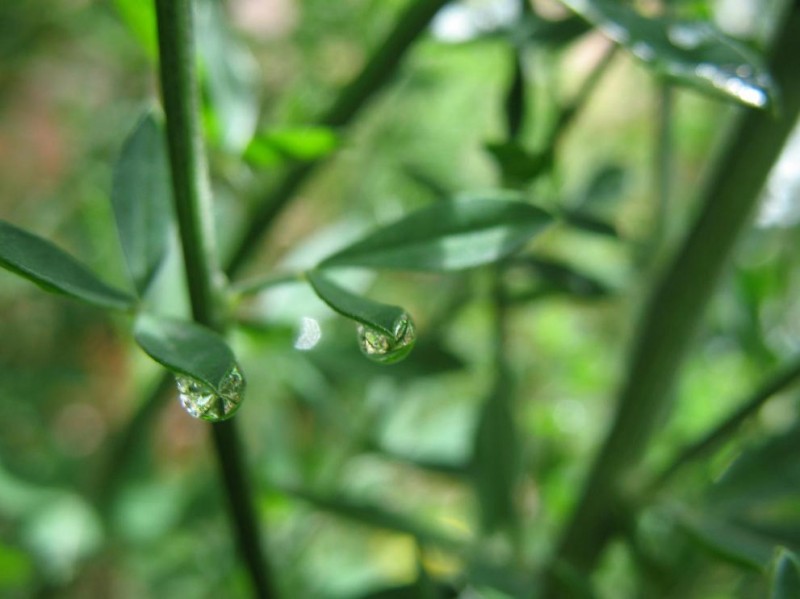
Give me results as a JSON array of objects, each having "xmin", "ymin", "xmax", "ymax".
[
  {"xmin": 356, "ymin": 312, "xmax": 417, "ymax": 365},
  {"xmin": 175, "ymin": 365, "xmax": 245, "ymax": 422}
]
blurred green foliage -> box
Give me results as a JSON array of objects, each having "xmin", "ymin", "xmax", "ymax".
[{"xmin": 1, "ymin": 0, "xmax": 800, "ymax": 597}]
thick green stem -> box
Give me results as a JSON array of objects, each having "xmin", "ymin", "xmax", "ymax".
[
  {"xmin": 225, "ymin": 0, "xmax": 449, "ymax": 276},
  {"xmin": 544, "ymin": 5, "xmax": 800, "ymax": 593},
  {"xmin": 154, "ymin": 1, "xmax": 277, "ymax": 597}
]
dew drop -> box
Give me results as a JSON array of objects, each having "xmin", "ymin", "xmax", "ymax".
[
  {"xmin": 356, "ymin": 312, "xmax": 417, "ymax": 365},
  {"xmin": 175, "ymin": 366, "xmax": 245, "ymax": 422}
]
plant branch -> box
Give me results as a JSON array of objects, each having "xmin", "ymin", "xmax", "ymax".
[
  {"xmin": 225, "ymin": 0, "xmax": 450, "ymax": 277},
  {"xmin": 544, "ymin": 5, "xmax": 800, "ymax": 592},
  {"xmin": 650, "ymin": 353, "xmax": 800, "ymax": 491},
  {"xmin": 154, "ymin": 1, "xmax": 277, "ymax": 596}
]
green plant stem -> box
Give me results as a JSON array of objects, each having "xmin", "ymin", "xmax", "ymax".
[
  {"xmin": 650, "ymin": 354, "xmax": 800, "ymax": 491},
  {"xmin": 543, "ymin": 6, "xmax": 800, "ymax": 594},
  {"xmin": 225, "ymin": 0, "xmax": 449, "ymax": 277},
  {"xmin": 652, "ymin": 82, "xmax": 673, "ymax": 255},
  {"xmin": 154, "ymin": 1, "xmax": 277, "ymax": 597}
]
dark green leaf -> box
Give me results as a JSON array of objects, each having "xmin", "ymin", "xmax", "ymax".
[
  {"xmin": 0, "ymin": 220, "xmax": 135, "ymax": 310},
  {"xmin": 244, "ymin": 127, "xmax": 339, "ymax": 167},
  {"xmin": 319, "ymin": 196, "xmax": 553, "ymax": 271},
  {"xmin": 562, "ymin": 209, "xmax": 619, "ymax": 238},
  {"xmin": 560, "ymin": 0, "xmax": 775, "ymax": 108},
  {"xmin": 274, "ymin": 484, "xmax": 462, "ymax": 549},
  {"xmin": 504, "ymin": 48, "xmax": 526, "ymax": 141},
  {"xmin": 578, "ymin": 165, "xmax": 626, "ymax": 209},
  {"xmin": 402, "ymin": 165, "xmax": 452, "ymax": 201},
  {"xmin": 133, "ymin": 313, "xmax": 239, "ymax": 392},
  {"xmin": 710, "ymin": 426, "xmax": 800, "ymax": 512},
  {"xmin": 772, "ymin": 548, "xmax": 800, "ymax": 599},
  {"xmin": 484, "ymin": 142, "xmax": 552, "ymax": 186},
  {"xmin": 523, "ymin": 14, "xmax": 592, "ymax": 48},
  {"xmin": 473, "ymin": 389, "xmax": 520, "ymax": 533},
  {"xmin": 676, "ymin": 508, "xmax": 774, "ymax": 570},
  {"xmin": 111, "ymin": 111, "xmax": 172, "ymax": 296},
  {"xmin": 509, "ymin": 255, "xmax": 613, "ymax": 299}
]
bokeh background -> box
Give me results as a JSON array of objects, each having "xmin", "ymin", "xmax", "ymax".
[{"xmin": 1, "ymin": 0, "xmax": 799, "ymax": 596}]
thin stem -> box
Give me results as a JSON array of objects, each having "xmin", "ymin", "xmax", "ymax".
[
  {"xmin": 154, "ymin": 1, "xmax": 277, "ymax": 597},
  {"xmin": 225, "ymin": 0, "xmax": 450, "ymax": 277},
  {"xmin": 543, "ymin": 5, "xmax": 800, "ymax": 593},
  {"xmin": 651, "ymin": 354, "xmax": 800, "ymax": 491}
]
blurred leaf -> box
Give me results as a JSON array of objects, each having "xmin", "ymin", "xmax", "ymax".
[
  {"xmin": 524, "ymin": 13, "xmax": 592, "ymax": 47},
  {"xmin": 0, "ymin": 220, "xmax": 136, "ymax": 310},
  {"xmin": 111, "ymin": 111, "xmax": 172, "ymax": 296},
  {"xmin": 509, "ymin": 255, "xmax": 613, "ymax": 299},
  {"xmin": 244, "ymin": 127, "xmax": 340, "ymax": 167},
  {"xmin": 560, "ymin": 0, "xmax": 775, "ymax": 108},
  {"xmin": 275, "ymin": 484, "xmax": 463, "ymax": 549},
  {"xmin": 320, "ymin": 196, "xmax": 553, "ymax": 271},
  {"xmin": 134, "ymin": 313, "xmax": 241, "ymax": 392},
  {"xmin": 710, "ymin": 425, "xmax": 800, "ymax": 512},
  {"xmin": 402, "ymin": 165, "xmax": 452, "ymax": 201},
  {"xmin": 577, "ymin": 165, "xmax": 626, "ymax": 209},
  {"xmin": 484, "ymin": 142, "xmax": 552, "ymax": 186},
  {"xmin": 473, "ymin": 388, "xmax": 520, "ymax": 533},
  {"xmin": 772, "ymin": 548, "xmax": 800, "ymax": 599},
  {"xmin": 0, "ymin": 543, "xmax": 33, "ymax": 589},
  {"xmin": 114, "ymin": 0, "xmax": 157, "ymax": 59},
  {"xmin": 197, "ymin": 0, "xmax": 258, "ymax": 154},
  {"xmin": 562, "ymin": 210, "xmax": 619, "ymax": 238},
  {"xmin": 676, "ymin": 508, "xmax": 774, "ymax": 570},
  {"xmin": 504, "ymin": 48, "xmax": 525, "ymax": 141}
]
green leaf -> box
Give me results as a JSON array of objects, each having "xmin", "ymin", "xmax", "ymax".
[
  {"xmin": 274, "ymin": 484, "xmax": 462, "ymax": 549},
  {"xmin": 772, "ymin": 548, "xmax": 800, "ymax": 599},
  {"xmin": 504, "ymin": 48, "xmax": 526, "ymax": 141},
  {"xmin": 111, "ymin": 111, "xmax": 172, "ymax": 296},
  {"xmin": 484, "ymin": 142, "xmax": 552, "ymax": 187},
  {"xmin": 306, "ymin": 270, "xmax": 416, "ymax": 364},
  {"xmin": 133, "ymin": 313, "xmax": 239, "ymax": 392},
  {"xmin": 473, "ymin": 389, "xmax": 520, "ymax": 533},
  {"xmin": 113, "ymin": 0, "xmax": 157, "ymax": 59},
  {"xmin": 244, "ymin": 127, "xmax": 339, "ymax": 167},
  {"xmin": 577, "ymin": 165, "xmax": 626, "ymax": 209},
  {"xmin": 319, "ymin": 196, "xmax": 553, "ymax": 272},
  {"xmin": 559, "ymin": 0, "xmax": 776, "ymax": 108},
  {"xmin": 522, "ymin": 13, "xmax": 592, "ymax": 48},
  {"xmin": 562, "ymin": 210, "xmax": 619, "ymax": 239},
  {"xmin": 509, "ymin": 256, "xmax": 612, "ymax": 299},
  {"xmin": 0, "ymin": 220, "xmax": 135, "ymax": 310}
]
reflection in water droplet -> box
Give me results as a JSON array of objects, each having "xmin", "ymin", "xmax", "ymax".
[
  {"xmin": 175, "ymin": 366, "xmax": 245, "ymax": 422},
  {"xmin": 694, "ymin": 63, "xmax": 768, "ymax": 108},
  {"xmin": 357, "ymin": 312, "xmax": 416, "ymax": 364}
]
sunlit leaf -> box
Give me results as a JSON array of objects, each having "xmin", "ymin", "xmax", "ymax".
[
  {"xmin": 320, "ymin": 196, "xmax": 553, "ymax": 271},
  {"xmin": 244, "ymin": 127, "xmax": 339, "ymax": 167},
  {"xmin": 559, "ymin": 0, "xmax": 775, "ymax": 108},
  {"xmin": 133, "ymin": 313, "xmax": 240, "ymax": 393},
  {"xmin": 111, "ymin": 111, "xmax": 172, "ymax": 295},
  {"xmin": 772, "ymin": 548, "xmax": 800, "ymax": 599},
  {"xmin": 0, "ymin": 220, "xmax": 135, "ymax": 310}
]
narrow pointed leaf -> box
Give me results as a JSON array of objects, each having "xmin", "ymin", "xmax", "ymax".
[
  {"xmin": 133, "ymin": 313, "xmax": 239, "ymax": 392},
  {"xmin": 111, "ymin": 111, "xmax": 172, "ymax": 295},
  {"xmin": 320, "ymin": 196, "xmax": 553, "ymax": 271},
  {"xmin": 307, "ymin": 270, "xmax": 416, "ymax": 365},
  {"xmin": 559, "ymin": 0, "xmax": 775, "ymax": 108},
  {"xmin": 510, "ymin": 256, "xmax": 612, "ymax": 299},
  {"xmin": 562, "ymin": 209, "xmax": 619, "ymax": 238},
  {"xmin": 0, "ymin": 220, "xmax": 135, "ymax": 310},
  {"xmin": 772, "ymin": 549, "xmax": 800, "ymax": 599},
  {"xmin": 244, "ymin": 127, "xmax": 339, "ymax": 167}
]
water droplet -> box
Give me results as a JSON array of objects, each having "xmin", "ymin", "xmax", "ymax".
[
  {"xmin": 357, "ymin": 312, "xmax": 416, "ymax": 364},
  {"xmin": 294, "ymin": 316, "xmax": 322, "ymax": 351},
  {"xmin": 175, "ymin": 366, "xmax": 245, "ymax": 422}
]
